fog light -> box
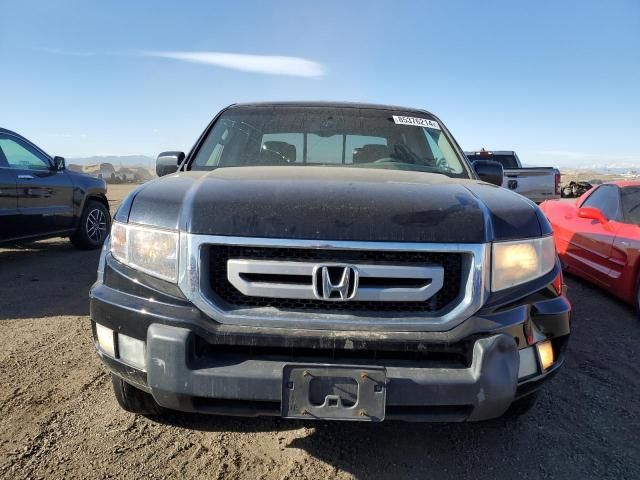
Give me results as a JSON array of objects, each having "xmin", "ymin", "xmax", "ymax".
[
  {"xmin": 518, "ymin": 347, "xmax": 538, "ymax": 378},
  {"xmin": 118, "ymin": 333, "xmax": 146, "ymax": 370},
  {"xmin": 95, "ymin": 323, "xmax": 115, "ymax": 357},
  {"xmin": 537, "ymin": 340, "xmax": 555, "ymax": 371}
]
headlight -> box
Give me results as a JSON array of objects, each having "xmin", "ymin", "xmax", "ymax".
[
  {"xmin": 492, "ymin": 236, "xmax": 556, "ymax": 291},
  {"xmin": 110, "ymin": 222, "xmax": 179, "ymax": 282}
]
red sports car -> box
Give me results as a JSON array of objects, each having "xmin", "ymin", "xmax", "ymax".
[{"xmin": 540, "ymin": 181, "xmax": 640, "ymax": 311}]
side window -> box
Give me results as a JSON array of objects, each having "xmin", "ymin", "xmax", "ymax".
[
  {"xmin": 620, "ymin": 187, "xmax": 640, "ymax": 226},
  {"xmin": 582, "ymin": 185, "xmax": 621, "ymax": 220},
  {"xmin": 0, "ymin": 137, "xmax": 50, "ymax": 170}
]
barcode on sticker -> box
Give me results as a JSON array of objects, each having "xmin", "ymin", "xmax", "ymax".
[{"xmin": 392, "ymin": 116, "xmax": 440, "ymax": 130}]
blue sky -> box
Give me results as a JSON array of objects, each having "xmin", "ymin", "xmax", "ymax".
[{"xmin": 1, "ymin": 0, "xmax": 638, "ymax": 169}]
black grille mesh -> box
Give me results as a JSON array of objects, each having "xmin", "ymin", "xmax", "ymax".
[{"xmin": 208, "ymin": 245, "xmax": 463, "ymax": 313}]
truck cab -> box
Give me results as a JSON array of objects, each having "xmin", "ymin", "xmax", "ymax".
[{"xmin": 466, "ymin": 149, "xmax": 561, "ymax": 203}]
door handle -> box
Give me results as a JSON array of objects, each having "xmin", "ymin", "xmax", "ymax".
[{"xmin": 18, "ymin": 174, "xmax": 34, "ymax": 180}]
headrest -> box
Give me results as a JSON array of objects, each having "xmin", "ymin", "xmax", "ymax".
[
  {"xmin": 353, "ymin": 144, "xmax": 390, "ymax": 164},
  {"xmin": 262, "ymin": 141, "xmax": 296, "ymax": 164}
]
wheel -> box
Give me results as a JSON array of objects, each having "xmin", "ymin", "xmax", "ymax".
[
  {"xmin": 111, "ymin": 374, "xmax": 162, "ymax": 416},
  {"xmin": 502, "ymin": 391, "xmax": 539, "ymax": 418},
  {"xmin": 70, "ymin": 199, "xmax": 110, "ymax": 250}
]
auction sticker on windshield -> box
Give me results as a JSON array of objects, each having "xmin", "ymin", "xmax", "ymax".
[{"xmin": 392, "ymin": 116, "xmax": 440, "ymax": 129}]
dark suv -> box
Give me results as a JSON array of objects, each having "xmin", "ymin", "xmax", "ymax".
[
  {"xmin": 91, "ymin": 102, "xmax": 571, "ymax": 422},
  {"xmin": 0, "ymin": 128, "xmax": 110, "ymax": 249}
]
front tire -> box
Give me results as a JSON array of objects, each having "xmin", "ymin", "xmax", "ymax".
[
  {"xmin": 111, "ymin": 374, "xmax": 162, "ymax": 416},
  {"xmin": 70, "ymin": 199, "xmax": 110, "ymax": 250}
]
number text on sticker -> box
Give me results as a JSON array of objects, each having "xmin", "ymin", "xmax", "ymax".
[{"xmin": 392, "ymin": 116, "xmax": 441, "ymax": 130}]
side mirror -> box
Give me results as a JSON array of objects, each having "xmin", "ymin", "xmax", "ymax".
[
  {"xmin": 53, "ymin": 156, "xmax": 66, "ymax": 171},
  {"xmin": 156, "ymin": 151, "xmax": 185, "ymax": 177},
  {"xmin": 578, "ymin": 207, "xmax": 608, "ymax": 223},
  {"xmin": 472, "ymin": 160, "xmax": 504, "ymax": 186}
]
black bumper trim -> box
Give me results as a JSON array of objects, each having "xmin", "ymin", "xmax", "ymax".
[{"xmin": 145, "ymin": 324, "xmax": 520, "ymax": 421}]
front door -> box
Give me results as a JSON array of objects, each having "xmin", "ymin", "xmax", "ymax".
[
  {"xmin": 568, "ymin": 185, "xmax": 623, "ymax": 287},
  {"xmin": 0, "ymin": 134, "xmax": 74, "ymax": 238},
  {"xmin": 0, "ymin": 152, "xmax": 19, "ymax": 241}
]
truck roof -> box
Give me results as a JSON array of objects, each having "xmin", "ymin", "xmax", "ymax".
[{"xmin": 229, "ymin": 101, "xmax": 435, "ymax": 116}]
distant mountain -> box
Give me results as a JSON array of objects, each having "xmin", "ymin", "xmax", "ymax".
[
  {"xmin": 558, "ymin": 165, "xmax": 639, "ymax": 175},
  {"xmin": 573, "ymin": 165, "xmax": 639, "ymax": 174},
  {"xmin": 66, "ymin": 155, "xmax": 638, "ymax": 176},
  {"xmin": 68, "ymin": 155, "xmax": 155, "ymax": 169}
]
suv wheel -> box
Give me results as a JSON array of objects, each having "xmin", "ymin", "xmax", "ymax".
[
  {"xmin": 111, "ymin": 374, "xmax": 162, "ymax": 416},
  {"xmin": 502, "ymin": 391, "xmax": 539, "ymax": 418},
  {"xmin": 70, "ymin": 200, "xmax": 110, "ymax": 250}
]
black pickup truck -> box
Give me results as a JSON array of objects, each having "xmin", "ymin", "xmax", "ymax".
[
  {"xmin": 0, "ymin": 128, "xmax": 110, "ymax": 249},
  {"xmin": 91, "ymin": 102, "xmax": 570, "ymax": 422}
]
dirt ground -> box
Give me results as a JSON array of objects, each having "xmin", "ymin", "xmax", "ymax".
[{"xmin": 1, "ymin": 184, "xmax": 639, "ymax": 479}]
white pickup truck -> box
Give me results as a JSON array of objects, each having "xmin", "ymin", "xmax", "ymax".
[{"xmin": 465, "ymin": 150, "xmax": 561, "ymax": 203}]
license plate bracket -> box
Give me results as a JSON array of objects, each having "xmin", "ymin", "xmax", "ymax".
[{"xmin": 282, "ymin": 365, "xmax": 386, "ymax": 421}]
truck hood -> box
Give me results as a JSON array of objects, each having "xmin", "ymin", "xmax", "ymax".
[{"xmin": 121, "ymin": 166, "xmax": 549, "ymax": 243}]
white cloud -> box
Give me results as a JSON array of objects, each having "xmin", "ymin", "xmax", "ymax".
[
  {"xmin": 41, "ymin": 47, "xmax": 325, "ymax": 78},
  {"xmin": 143, "ymin": 51, "xmax": 325, "ymax": 78}
]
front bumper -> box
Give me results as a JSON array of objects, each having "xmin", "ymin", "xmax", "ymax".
[
  {"xmin": 90, "ymin": 257, "xmax": 570, "ymax": 421},
  {"xmin": 158, "ymin": 325, "xmax": 524, "ymax": 421}
]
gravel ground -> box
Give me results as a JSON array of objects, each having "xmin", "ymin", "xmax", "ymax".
[{"xmin": 0, "ymin": 185, "xmax": 639, "ymax": 479}]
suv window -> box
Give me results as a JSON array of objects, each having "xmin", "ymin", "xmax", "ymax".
[
  {"xmin": 582, "ymin": 185, "xmax": 621, "ymax": 220},
  {"xmin": 0, "ymin": 136, "xmax": 50, "ymax": 170}
]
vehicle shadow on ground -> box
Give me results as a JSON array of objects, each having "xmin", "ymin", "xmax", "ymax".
[
  {"xmin": 153, "ymin": 410, "xmax": 544, "ymax": 478},
  {"xmin": 288, "ymin": 419, "xmax": 519, "ymax": 478},
  {"xmin": 0, "ymin": 239, "xmax": 101, "ymax": 320},
  {"xmin": 152, "ymin": 411, "xmax": 304, "ymax": 434}
]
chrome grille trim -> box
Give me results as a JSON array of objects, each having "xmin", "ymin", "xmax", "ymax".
[
  {"xmin": 227, "ymin": 259, "xmax": 444, "ymax": 302},
  {"xmin": 177, "ymin": 234, "xmax": 490, "ymax": 332}
]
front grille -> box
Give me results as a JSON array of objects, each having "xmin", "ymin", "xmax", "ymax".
[{"xmin": 208, "ymin": 245, "xmax": 463, "ymax": 313}]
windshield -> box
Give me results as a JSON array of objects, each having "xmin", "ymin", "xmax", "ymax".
[
  {"xmin": 190, "ymin": 107, "xmax": 469, "ymax": 177},
  {"xmin": 621, "ymin": 186, "xmax": 640, "ymax": 225}
]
